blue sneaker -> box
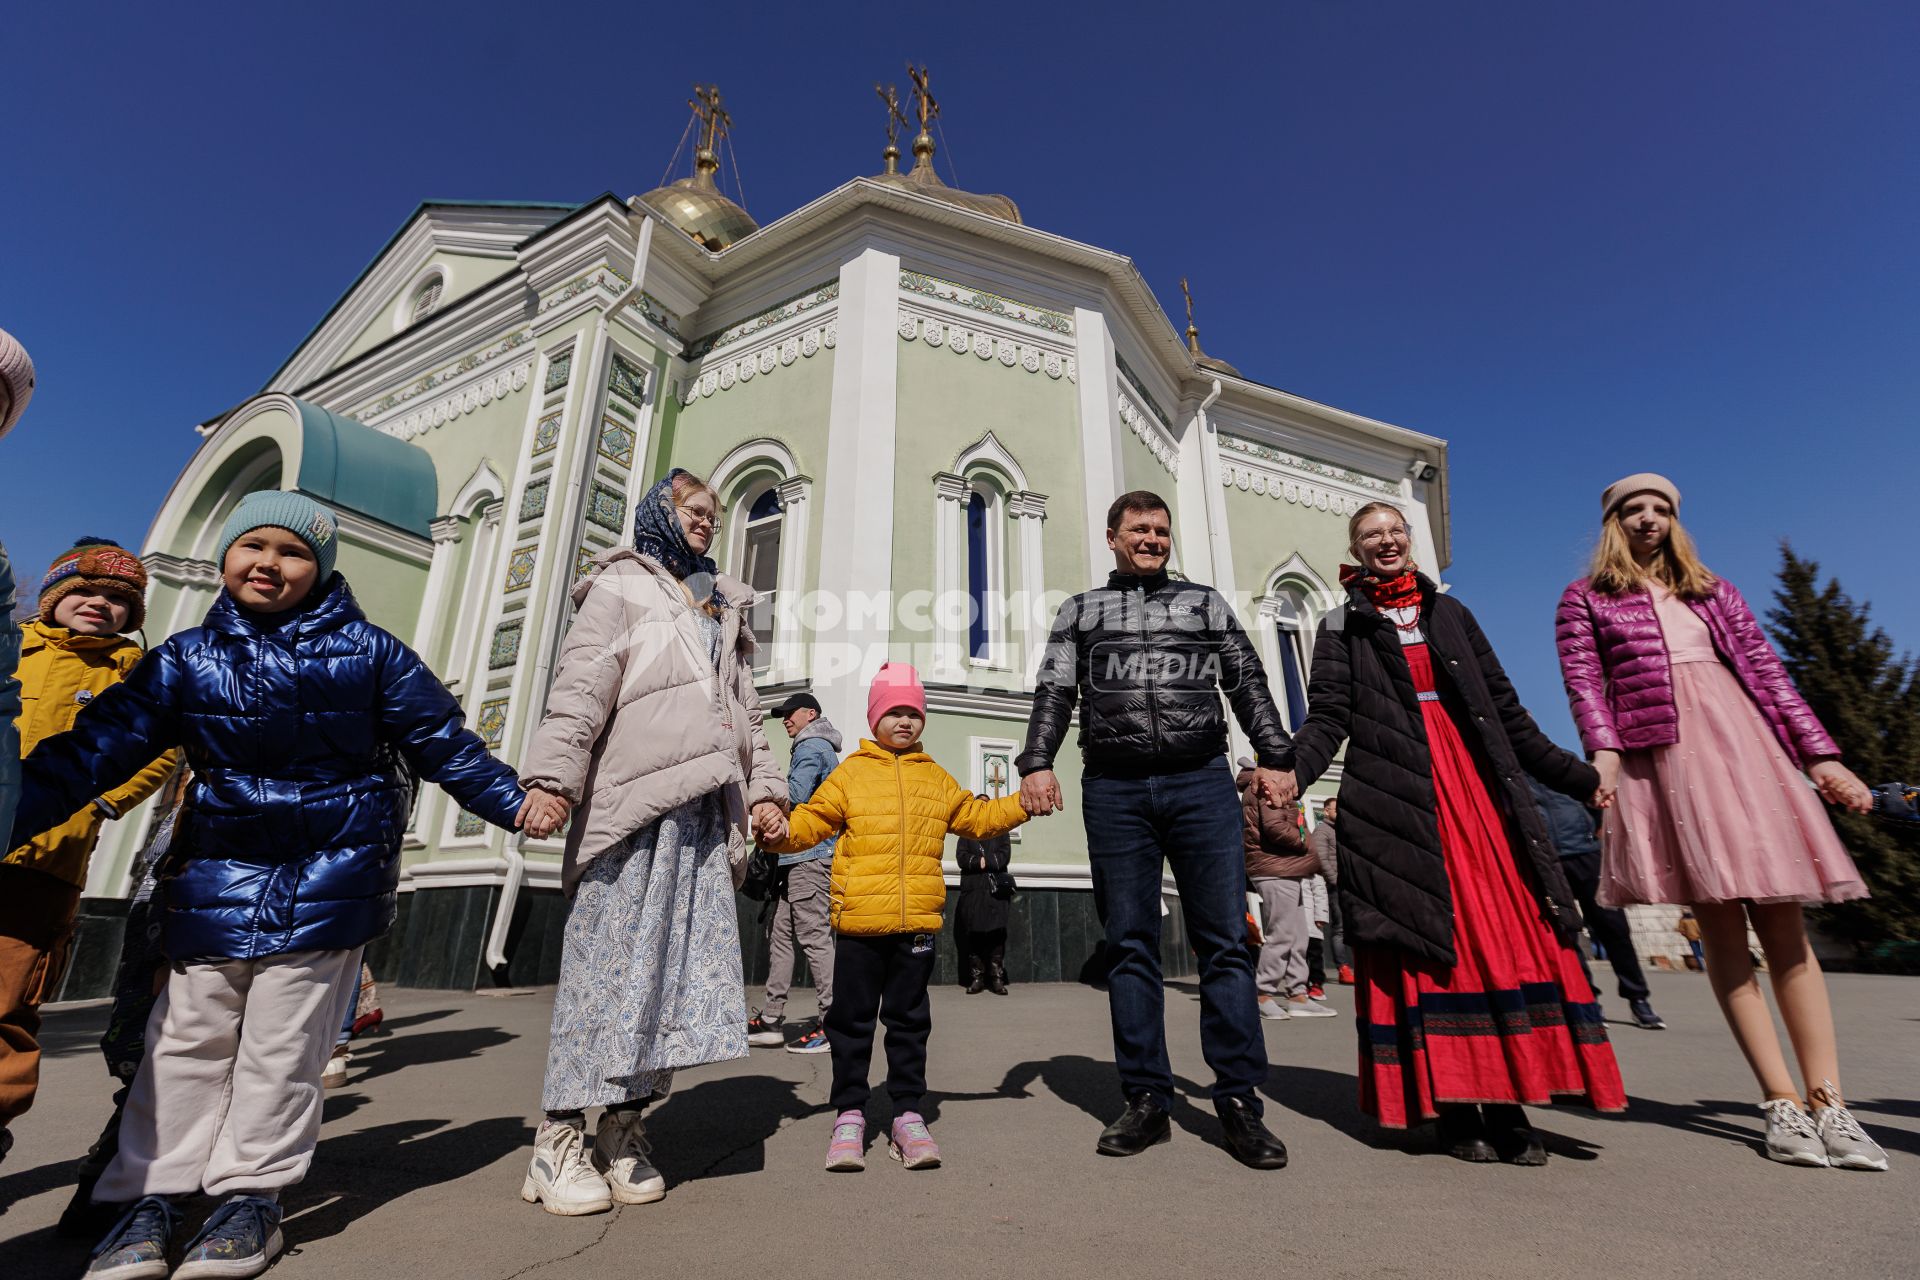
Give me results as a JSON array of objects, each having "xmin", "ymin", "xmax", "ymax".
[
  {"xmin": 786, "ymin": 1027, "xmax": 829, "ymax": 1054},
  {"xmin": 87, "ymin": 1195, "xmax": 180, "ymax": 1280},
  {"xmin": 172, "ymin": 1196, "xmax": 283, "ymax": 1280}
]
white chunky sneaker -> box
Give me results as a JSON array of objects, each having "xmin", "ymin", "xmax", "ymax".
[
  {"xmin": 593, "ymin": 1109, "xmax": 667, "ymax": 1203},
  {"xmin": 321, "ymin": 1047, "xmax": 350, "ymax": 1089},
  {"xmin": 1761, "ymin": 1099, "xmax": 1830, "ymax": 1168},
  {"xmin": 1814, "ymin": 1101, "xmax": 1889, "ymax": 1172},
  {"xmin": 522, "ymin": 1119, "xmax": 614, "ymax": 1215}
]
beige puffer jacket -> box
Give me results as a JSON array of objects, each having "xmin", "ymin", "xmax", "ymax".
[{"xmin": 521, "ymin": 550, "xmax": 784, "ymax": 894}]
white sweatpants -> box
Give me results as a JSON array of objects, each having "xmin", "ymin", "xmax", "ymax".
[{"xmin": 95, "ymin": 947, "xmax": 362, "ymax": 1202}]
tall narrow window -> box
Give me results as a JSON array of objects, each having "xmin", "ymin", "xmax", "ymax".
[
  {"xmin": 740, "ymin": 486, "xmax": 784, "ymax": 666},
  {"xmin": 966, "ymin": 491, "xmax": 990, "ymax": 659},
  {"xmin": 1273, "ymin": 589, "xmax": 1312, "ymax": 730},
  {"xmin": 409, "ymin": 276, "xmax": 444, "ymax": 324}
]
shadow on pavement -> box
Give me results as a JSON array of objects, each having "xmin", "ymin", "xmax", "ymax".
[
  {"xmin": 340, "ymin": 1025, "xmax": 516, "ymax": 1087},
  {"xmin": 996, "ymin": 1054, "xmax": 1226, "ymax": 1150},
  {"xmin": 646, "ymin": 1073, "xmax": 823, "ymax": 1182},
  {"xmin": 1587, "ymin": 1093, "xmax": 1920, "ymax": 1161}
]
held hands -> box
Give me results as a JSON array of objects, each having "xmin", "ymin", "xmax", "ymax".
[
  {"xmin": 1020, "ymin": 769, "xmax": 1065, "ymax": 817},
  {"xmin": 1591, "ymin": 750, "xmax": 1622, "ymax": 810},
  {"xmin": 1255, "ymin": 768, "xmax": 1298, "ymax": 810},
  {"xmin": 752, "ymin": 800, "xmax": 789, "ymax": 845},
  {"xmin": 1809, "ymin": 761, "xmax": 1873, "ymax": 813},
  {"xmin": 519, "ymin": 786, "xmax": 573, "ymax": 840}
]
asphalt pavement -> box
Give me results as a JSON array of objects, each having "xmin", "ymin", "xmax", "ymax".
[{"xmin": 2, "ymin": 968, "xmax": 1915, "ymax": 1280}]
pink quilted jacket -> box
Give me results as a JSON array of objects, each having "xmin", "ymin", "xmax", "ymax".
[{"xmin": 1555, "ymin": 576, "xmax": 1839, "ymax": 767}]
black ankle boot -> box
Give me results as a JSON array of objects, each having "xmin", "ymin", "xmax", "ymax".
[
  {"xmin": 987, "ymin": 964, "xmax": 1008, "ymax": 995},
  {"xmin": 1215, "ymin": 1096, "xmax": 1288, "ymax": 1170},
  {"xmin": 1483, "ymin": 1104, "xmax": 1547, "ymax": 1166},
  {"xmin": 1096, "ymin": 1094, "xmax": 1172, "ymax": 1156},
  {"xmin": 965, "ymin": 960, "xmax": 986, "ymax": 995},
  {"xmin": 1437, "ymin": 1105, "xmax": 1497, "ymax": 1163}
]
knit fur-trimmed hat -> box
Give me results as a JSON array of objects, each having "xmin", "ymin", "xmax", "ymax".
[
  {"xmin": 39, "ymin": 538, "xmax": 149, "ymax": 631},
  {"xmin": 217, "ymin": 490, "xmax": 340, "ymax": 581},
  {"xmin": 0, "ymin": 326, "xmax": 35, "ymax": 440}
]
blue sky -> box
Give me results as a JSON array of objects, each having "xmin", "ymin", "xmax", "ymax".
[{"xmin": 3, "ymin": 1, "xmax": 1915, "ymax": 746}]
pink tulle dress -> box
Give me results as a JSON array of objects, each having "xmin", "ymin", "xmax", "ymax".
[{"xmin": 1600, "ymin": 585, "xmax": 1867, "ymax": 907}]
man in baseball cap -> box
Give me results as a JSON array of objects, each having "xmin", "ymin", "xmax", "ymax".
[{"xmin": 745, "ymin": 691, "xmax": 842, "ymax": 1054}]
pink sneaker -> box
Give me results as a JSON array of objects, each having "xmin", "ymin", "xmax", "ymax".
[
  {"xmin": 825, "ymin": 1111, "xmax": 866, "ymax": 1171},
  {"xmin": 888, "ymin": 1111, "xmax": 941, "ymax": 1170}
]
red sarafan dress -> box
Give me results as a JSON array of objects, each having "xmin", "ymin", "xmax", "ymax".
[{"xmin": 1357, "ymin": 638, "xmax": 1627, "ymax": 1128}]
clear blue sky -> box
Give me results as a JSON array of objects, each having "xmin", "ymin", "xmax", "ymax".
[{"xmin": 3, "ymin": 1, "xmax": 1915, "ymax": 747}]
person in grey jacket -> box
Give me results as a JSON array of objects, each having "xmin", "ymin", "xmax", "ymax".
[{"xmin": 747, "ymin": 693, "xmax": 842, "ymax": 1054}]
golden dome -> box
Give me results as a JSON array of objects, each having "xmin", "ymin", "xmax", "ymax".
[
  {"xmin": 873, "ymin": 130, "xmax": 1022, "ymax": 224},
  {"xmin": 637, "ymin": 151, "xmax": 758, "ymax": 252}
]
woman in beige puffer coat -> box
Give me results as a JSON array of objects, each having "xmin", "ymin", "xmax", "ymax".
[{"xmin": 516, "ymin": 469, "xmax": 785, "ymax": 1216}]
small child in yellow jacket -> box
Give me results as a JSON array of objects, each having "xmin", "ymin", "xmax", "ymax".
[
  {"xmin": 2, "ymin": 540, "xmax": 176, "ymax": 1150},
  {"xmin": 763, "ymin": 662, "xmax": 1032, "ymax": 1172}
]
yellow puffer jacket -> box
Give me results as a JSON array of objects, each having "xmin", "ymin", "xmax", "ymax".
[
  {"xmin": 6, "ymin": 621, "xmax": 178, "ymax": 888},
  {"xmin": 769, "ymin": 739, "xmax": 1027, "ymax": 936}
]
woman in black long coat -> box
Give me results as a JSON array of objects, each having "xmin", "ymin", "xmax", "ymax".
[
  {"xmin": 1278, "ymin": 501, "xmax": 1623, "ymax": 1164},
  {"xmin": 955, "ymin": 817, "xmax": 1014, "ymax": 994}
]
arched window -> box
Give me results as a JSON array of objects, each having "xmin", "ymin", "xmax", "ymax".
[
  {"xmin": 966, "ymin": 490, "xmax": 991, "ymax": 659},
  {"xmin": 740, "ymin": 485, "xmax": 784, "ymax": 663},
  {"xmin": 409, "ymin": 276, "xmax": 444, "ymax": 324},
  {"xmin": 1272, "ymin": 590, "xmax": 1311, "ymax": 731}
]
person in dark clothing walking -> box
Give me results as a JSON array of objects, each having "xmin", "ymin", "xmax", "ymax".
[
  {"xmin": 955, "ymin": 819, "xmax": 1014, "ymax": 994},
  {"xmin": 1020, "ymin": 490, "xmax": 1295, "ymax": 1171},
  {"xmin": 1526, "ymin": 776, "xmax": 1666, "ymax": 1031}
]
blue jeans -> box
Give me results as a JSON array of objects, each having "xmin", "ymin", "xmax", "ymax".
[
  {"xmin": 0, "ymin": 541, "xmax": 20, "ymax": 852},
  {"xmin": 1082, "ymin": 757, "xmax": 1266, "ymax": 1113}
]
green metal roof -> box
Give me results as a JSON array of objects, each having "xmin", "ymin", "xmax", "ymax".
[{"xmin": 289, "ymin": 399, "xmax": 437, "ymax": 537}]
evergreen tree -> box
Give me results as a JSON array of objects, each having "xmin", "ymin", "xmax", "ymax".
[{"xmin": 1768, "ymin": 544, "xmax": 1920, "ymax": 963}]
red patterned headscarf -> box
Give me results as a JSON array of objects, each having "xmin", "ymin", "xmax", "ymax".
[{"xmin": 1340, "ymin": 564, "xmax": 1422, "ymax": 611}]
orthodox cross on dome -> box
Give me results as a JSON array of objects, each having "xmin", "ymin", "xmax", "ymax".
[
  {"xmin": 688, "ymin": 83, "xmax": 733, "ymax": 175},
  {"xmin": 876, "ymin": 82, "xmax": 910, "ymax": 174},
  {"xmin": 1181, "ymin": 276, "xmax": 1202, "ymax": 352},
  {"xmin": 906, "ymin": 62, "xmax": 940, "ymax": 167}
]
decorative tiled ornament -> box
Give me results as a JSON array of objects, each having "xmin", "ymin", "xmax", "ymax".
[
  {"xmin": 504, "ymin": 547, "xmax": 537, "ymax": 591},
  {"xmin": 477, "ymin": 698, "xmax": 509, "ymax": 746},
  {"xmin": 489, "ymin": 620, "xmax": 523, "ymax": 669},
  {"xmin": 532, "ymin": 413, "xmax": 561, "ymax": 456},
  {"xmin": 520, "ymin": 478, "xmax": 550, "ymax": 521},
  {"xmin": 586, "ymin": 482, "xmax": 626, "ymax": 533},
  {"xmin": 544, "ymin": 352, "xmax": 572, "ymax": 393}
]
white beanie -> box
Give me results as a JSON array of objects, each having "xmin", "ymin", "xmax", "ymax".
[{"xmin": 0, "ymin": 327, "xmax": 35, "ymax": 440}]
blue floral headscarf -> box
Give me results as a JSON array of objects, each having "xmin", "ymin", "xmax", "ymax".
[{"xmin": 633, "ymin": 469, "xmax": 721, "ymax": 604}]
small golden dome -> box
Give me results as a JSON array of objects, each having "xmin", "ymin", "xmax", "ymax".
[
  {"xmin": 637, "ymin": 150, "xmax": 758, "ymax": 252},
  {"xmin": 873, "ymin": 130, "xmax": 1022, "ymax": 224},
  {"xmin": 1180, "ymin": 276, "xmax": 1239, "ymax": 377}
]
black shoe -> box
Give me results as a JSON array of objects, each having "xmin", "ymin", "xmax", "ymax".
[
  {"xmin": 1629, "ymin": 999, "xmax": 1667, "ymax": 1030},
  {"xmin": 1215, "ymin": 1096, "xmax": 1288, "ymax": 1170},
  {"xmin": 966, "ymin": 975, "xmax": 986, "ymax": 994},
  {"xmin": 1096, "ymin": 1094, "xmax": 1172, "ymax": 1157},
  {"xmin": 1437, "ymin": 1105, "xmax": 1498, "ymax": 1163},
  {"xmin": 1483, "ymin": 1104, "xmax": 1548, "ymax": 1166},
  {"xmin": 987, "ymin": 967, "xmax": 1008, "ymax": 996}
]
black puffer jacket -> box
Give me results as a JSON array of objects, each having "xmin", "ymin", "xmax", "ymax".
[
  {"xmin": 1019, "ymin": 570, "xmax": 1292, "ymax": 777},
  {"xmin": 1279, "ymin": 575, "xmax": 1598, "ymax": 967}
]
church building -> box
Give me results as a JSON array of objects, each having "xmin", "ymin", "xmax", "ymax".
[{"xmin": 73, "ymin": 76, "xmax": 1453, "ymax": 991}]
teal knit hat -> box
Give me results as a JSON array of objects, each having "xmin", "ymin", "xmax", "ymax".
[{"xmin": 217, "ymin": 490, "xmax": 340, "ymax": 580}]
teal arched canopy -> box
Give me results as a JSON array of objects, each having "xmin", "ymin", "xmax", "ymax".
[{"xmin": 288, "ymin": 399, "xmax": 437, "ymax": 537}]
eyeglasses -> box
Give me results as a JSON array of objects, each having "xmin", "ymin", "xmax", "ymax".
[
  {"xmin": 675, "ymin": 504, "xmax": 717, "ymax": 529},
  {"xmin": 1357, "ymin": 527, "xmax": 1409, "ymax": 545}
]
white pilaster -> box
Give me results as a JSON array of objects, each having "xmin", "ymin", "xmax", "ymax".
[
  {"xmin": 772, "ymin": 474, "xmax": 813, "ymax": 683},
  {"xmin": 929, "ymin": 472, "xmax": 971, "ymax": 682},
  {"xmin": 813, "ymin": 247, "xmax": 901, "ymax": 739},
  {"xmin": 1008, "ymin": 489, "xmax": 1048, "ymax": 687},
  {"xmin": 1400, "ymin": 477, "xmax": 1442, "ymax": 587},
  {"xmin": 411, "ymin": 515, "xmax": 465, "ymax": 667},
  {"xmin": 1072, "ymin": 308, "xmax": 1122, "ymax": 582}
]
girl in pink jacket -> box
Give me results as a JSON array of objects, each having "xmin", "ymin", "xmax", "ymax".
[{"xmin": 1555, "ymin": 473, "xmax": 1884, "ymax": 1173}]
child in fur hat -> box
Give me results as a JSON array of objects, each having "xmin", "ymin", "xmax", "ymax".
[
  {"xmin": 761, "ymin": 662, "xmax": 1039, "ymax": 1172},
  {"xmin": 0, "ymin": 539, "xmax": 178, "ymax": 1160}
]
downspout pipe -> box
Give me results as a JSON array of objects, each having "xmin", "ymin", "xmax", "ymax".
[{"xmin": 484, "ymin": 834, "xmax": 524, "ymax": 974}]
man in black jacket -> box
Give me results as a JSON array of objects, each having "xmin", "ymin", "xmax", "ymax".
[{"xmin": 1019, "ymin": 490, "xmax": 1295, "ymax": 1170}]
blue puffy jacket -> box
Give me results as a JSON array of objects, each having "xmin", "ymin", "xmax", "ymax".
[{"xmin": 14, "ymin": 576, "xmax": 526, "ymax": 961}]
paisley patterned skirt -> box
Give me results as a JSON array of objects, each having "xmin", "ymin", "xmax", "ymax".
[{"xmin": 540, "ymin": 791, "xmax": 748, "ymax": 1111}]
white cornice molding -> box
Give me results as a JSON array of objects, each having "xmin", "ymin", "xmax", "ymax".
[
  {"xmin": 1118, "ymin": 385, "xmax": 1179, "ymax": 476},
  {"xmin": 896, "ymin": 307, "xmax": 1075, "ymax": 380},
  {"xmin": 677, "ymin": 320, "xmax": 835, "ymax": 405},
  {"xmin": 334, "ymin": 507, "xmax": 433, "ymax": 567},
  {"xmin": 144, "ymin": 552, "xmax": 221, "ymax": 589}
]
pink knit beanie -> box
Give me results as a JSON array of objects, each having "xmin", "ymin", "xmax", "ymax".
[
  {"xmin": 867, "ymin": 662, "xmax": 927, "ymax": 731},
  {"xmin": 0, "ymin": 326, "xmax": 36, "ymax": 440}
]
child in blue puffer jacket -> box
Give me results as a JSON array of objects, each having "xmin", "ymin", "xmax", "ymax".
[{"xmin": 13, "ymin": 490, "xmax": 550, "ymax": 1280}]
